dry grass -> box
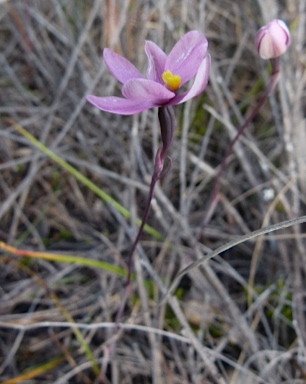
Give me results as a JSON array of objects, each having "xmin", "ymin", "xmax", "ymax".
[{"xmin": 1, "ymin": 0, "xmax": 306, "ymax": 383}]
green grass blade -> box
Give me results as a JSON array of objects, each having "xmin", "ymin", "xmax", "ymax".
[{"xmin": 14, "ymin": 123, "xmax": 163, "ymax": 240}]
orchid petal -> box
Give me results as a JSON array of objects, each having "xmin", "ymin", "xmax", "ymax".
[
  {"xmin": 145, "ymin": 41, "xmax": 167, "ymax": 83},
  {"xmin": 103, "ymin": 48, "xmax": 143, "ymax": 84},
  {"xmin": 122, "ymin": 78, "xmax": 175, "ymax": 101},
  {"xmin": 86, "ymin": 95, "xmax": 153, "ymax": 115},
  {"xmin": 170, "ymin": 55, "xmax": 211, "ymax": 105},
  {"xmin": 166, "ymin": 30, "xmax": 208, "ymax": 85}
]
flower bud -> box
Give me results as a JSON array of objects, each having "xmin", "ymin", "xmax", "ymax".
[
  {"xmin": 255, "ymin": 19, "xmax": 291, "ymax": 60},
  {"xmin": 158, "ymin": 106, "xmax": 175, "ymax": 158}
]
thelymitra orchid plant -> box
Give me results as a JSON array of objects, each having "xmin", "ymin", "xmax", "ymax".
[
  {"xmin": 87, "ymin": 31, "xmax": 211, "ymax": 303},
  {"xmin": 87, "ymin": 21, "xmax": 291, "ymax": 320},
  {"xmin": 200, "ymin": 19, "xmax": 291, "ymax": 232}
]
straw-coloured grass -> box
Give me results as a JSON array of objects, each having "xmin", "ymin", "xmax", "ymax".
[{"xmin": 1, "ymin": 1, "xmax": 306, "ymax": 383}]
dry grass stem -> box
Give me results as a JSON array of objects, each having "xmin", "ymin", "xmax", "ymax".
[{"xmin": 1, "ymin": 1, "xmax": 306, "ymax": 383}]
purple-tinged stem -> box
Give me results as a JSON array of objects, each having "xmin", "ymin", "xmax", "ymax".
[
  {"xmin": 114, "ymin": 160, "xmax": 161, "ymax": 324},
  {"xmin": 115, "ymin": 106, "xmax": 175, "ymax": 324},
  {"xmin": 199, "ymin": 58, "xmax": 281, "ymax": 234},
  {"xmin": 126, "ymin": 159, "xmax": 162, "ymax": 284}
]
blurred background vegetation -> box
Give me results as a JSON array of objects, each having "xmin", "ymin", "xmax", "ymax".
[{"xmin": 0, "ymin": 0, "xmax": 306, "ymax": 383}]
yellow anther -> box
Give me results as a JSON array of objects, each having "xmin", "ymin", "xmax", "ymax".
[{"xmin": 162, "ymin": 70, "xmax": 181, "ymax": 91}]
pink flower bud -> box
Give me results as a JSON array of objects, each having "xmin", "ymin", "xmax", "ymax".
[{"xmin": 255, "ymin": 19, "xmax": 291, "ymax": 60}]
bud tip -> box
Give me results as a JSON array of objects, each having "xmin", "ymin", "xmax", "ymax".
[{"xmin": 255, "ymin": 19, "xmax": 291, "ymax": 60}]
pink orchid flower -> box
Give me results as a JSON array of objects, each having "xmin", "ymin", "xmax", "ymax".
[
  {"xmin": 87, "ymin": 31, "xmax": 210, "ymax": 115},
  {"xmin": 255, "ymin": 19, "xmax": 291, "ymax": 60}
]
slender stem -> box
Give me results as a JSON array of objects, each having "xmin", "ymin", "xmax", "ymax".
[
  {"xmin": 199, "ymin": 58, "xmax": 280, "ymax": 233},
  {"xmin": 114, "ymin": 169, "xmax": 160, "ymax": 325},
  {"xmin": 115, "ymin": 107, "xmax": 175, "ymax": 326},
  {"xmin": 126, "ymin": 172, "xmax": 160, "ymax": 284}
]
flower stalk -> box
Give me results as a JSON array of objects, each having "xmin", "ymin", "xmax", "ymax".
[
  {"xmin": 114, "ymin": 106, "xmax": 175, "ymax": 327},
  {"xmin": 129, "ymin": 107, "xmax": 174, "ymax": 279},
  {"xmin": 200, "ymin": 19, "xmax": 290, "ymax": 233}
]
